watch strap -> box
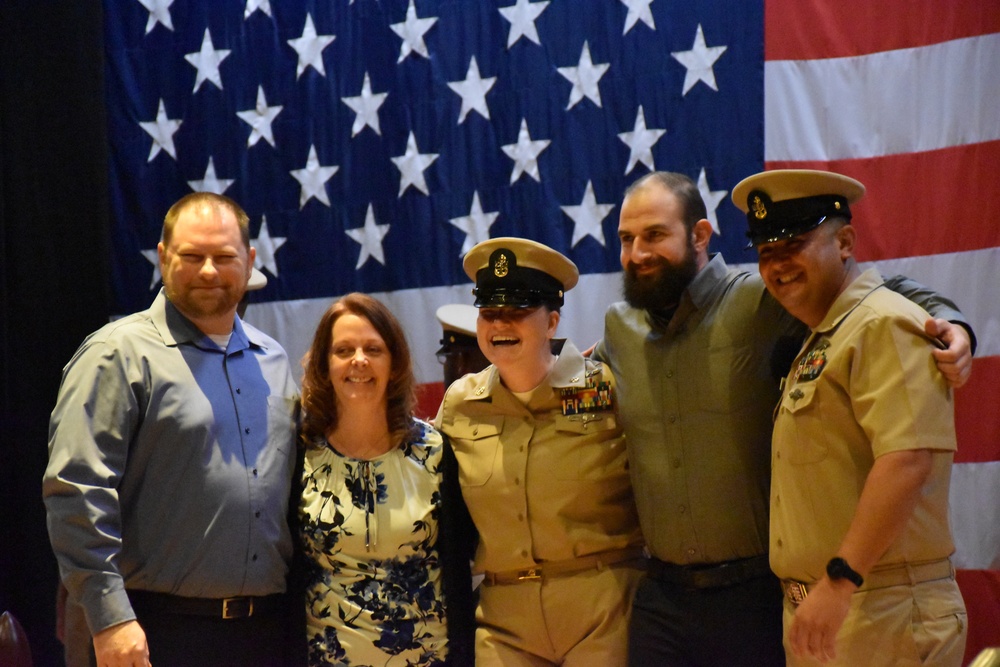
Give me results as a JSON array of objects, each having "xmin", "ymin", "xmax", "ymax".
[{"xmin": 826, "ymin": 557, "xmax": 864, "ymax": 587}]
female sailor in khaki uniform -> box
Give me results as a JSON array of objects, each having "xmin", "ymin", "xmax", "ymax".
[{"xmin": 435, "ymin": 238, "xmax": 644, "ymax": 666}]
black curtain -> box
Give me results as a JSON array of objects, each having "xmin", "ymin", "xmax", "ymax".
[{"xmin": 1, "ymin": 2, "xmax": 110, "ymax": 664}]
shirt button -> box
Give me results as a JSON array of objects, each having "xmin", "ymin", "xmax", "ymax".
[
  {"xmin": 517, "ymin": 513, "xmax": 524, "ymax": 522},
  {"xmin": 776, "ymin": 539, "xmax": 783, "ymax": 548},
  {"xmin": 472, "ymin": 427, "xmax": 479, "ymax": 436},
  {"xmin": 519, "ymin": 445, "xmax": 524, "ymax": 452},
  {"xmin": 672, "ymin": 459, "xmax": 681, "ymax": 469},
  {"xmin": 252, "ymin": 468, "xmax": 258, "ymax": 477},
  {"xmin": 255, "ymin": 510, "xmax": 261, "ymax": 518},
  {"xmin": 514, "ymin": 477, "xmax": 520, "ymax": 485},
  {"xmin": 687, "ymin": 548, "xmax": 696, "ymax": 556},
  {"xmin": 678, "ymin": 505, "xmax": 686, "ymax": 514},
  {"xmin": 668, "ymin": 414, "xmax": 677, "ymax": 423},
  {"xmin": 236, "ymin": 388, "xmax": 241, "ymax": 394},
  {"xmin": 252, "ymin": 554, "xmax": 258, "ymax": 561},
  {"xmin": 521, "ymin": 549, "xmax": 528, "ymax": 558},
  {"xmin": 666, "ymin": 370, "xmax": 674, "ymax": 378},
  {"xmin": 244, "ymin": 427, "xmax": 251, "ymax": 434}
]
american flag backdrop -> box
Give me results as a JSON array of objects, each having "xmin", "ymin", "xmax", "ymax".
[{"xmin": 105, "ymin": 0, "xmax": 999, "ymax": 660}]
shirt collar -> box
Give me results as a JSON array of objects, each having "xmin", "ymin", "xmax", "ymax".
[
  {"xmin": 812, "ymin": 267, "xmax": 885, "ymax": 334},
  {"xmin": 645, "ymin": 252, "xmax": 728, "ymax": 332},
  {"xmin": 149, "ymin": 288, "xmax": 259, "ymax": 353},
  {"xmin": 687, "ymin": 253, "xmax": 729, "ymax": 311},
  {"xmin": 466, "ymin": 339, "xmax": 587, "ymax": 402}
]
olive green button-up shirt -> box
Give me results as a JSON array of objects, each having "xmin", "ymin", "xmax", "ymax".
[{"xmin": 595, "ymin": 255, "xmax": 801, "ymax": 565}]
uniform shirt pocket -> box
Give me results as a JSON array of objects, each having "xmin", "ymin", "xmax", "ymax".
[
  {"xmin": 552, "ymin": 413, "xmax": 627, "ymax": 481},
  {"xmin": 778, "ymin": 382, "xmax": 829, "ymax": 465},
  {"xmin": 449, "ymin": 417, "xmax": 503, "ymax": 487}
]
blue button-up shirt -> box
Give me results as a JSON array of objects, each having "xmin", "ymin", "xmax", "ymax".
[{"xmin": 44, "ymin": 290, "xmax": 299, "ymax": 634}]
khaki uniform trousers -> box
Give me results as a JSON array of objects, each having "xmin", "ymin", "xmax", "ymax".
[
  {"xmin": 476, "ymin": 563, "xmax": 644, "ymax": 666},
  {"xmin": 783, "ymin": 577, "xmax": 967, "ymax": 667}
]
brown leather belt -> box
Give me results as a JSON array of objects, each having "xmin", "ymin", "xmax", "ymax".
[
  {"xmin": 780, "ymin": 558, "xmax": 955, "ymax": 606},
  {"xmin": 127, "ymin": 590, "xmax": 284, "ymax": 619},
  {"xmin": 481, "ymin": 547, "xmax": 645, "ymax": 586},
  {"xmin": 646, "ymin": 554, "xmax": 771, "ymax": 589}
]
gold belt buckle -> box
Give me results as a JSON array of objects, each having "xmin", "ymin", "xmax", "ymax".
[
  {"xmin": 517, "ymin": 568, "xmax": 542, "ymax": 581},
  {"xmin": 785, "ymin": 581, "xmax": 809, "ymax": 606},
  {"xmin": 222, "ymin": 597, "xmax": 253, "ymax": 619}
]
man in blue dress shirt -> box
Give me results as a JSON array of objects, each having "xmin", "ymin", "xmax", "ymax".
[{"xmin": 44, "ymin": 192, "xmax": 300, "ymax": 667}]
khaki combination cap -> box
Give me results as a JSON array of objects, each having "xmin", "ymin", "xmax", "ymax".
[
  {"xmin": 463, "ymin": 237, "xmax": 579, "ymax": 309},
  {"xmin": 732, "ymin": 169, "xmax": 865, "ymax": 247},
  {"xmin": 247, "ymin": 267, "xmax": 268, "ymax": 291},
  {"xmin": 436, "ymin": 303, "xmax": 479, "ymax": 353}
]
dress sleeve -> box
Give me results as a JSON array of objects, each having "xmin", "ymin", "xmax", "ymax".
[
  {"xmin": 882, "ymin": 274, "xmax": 976, "ymax": 354},
  {"xmin": 849, "ymin": 313, "xmax": 957, "ymax": 457},
  {"xmin": 42, "ymin": 339, "xmax": 141, "ymax": 634},
  {"xmin": 436, "ymin": 433, "xmax": 478, "ymax": 666}
]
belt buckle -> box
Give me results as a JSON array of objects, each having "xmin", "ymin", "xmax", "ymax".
[
  {"xmin": 785, "ymin": 582, "xmax": 809, "ymax": 606},
  {"xmin": 517, "ymin": 568, "xmax": 542, "ymax": 581},
  {"xmin": 222, "ymin": 597, "xmax": 253, "ymax": 619}
]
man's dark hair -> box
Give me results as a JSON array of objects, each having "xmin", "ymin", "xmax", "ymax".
[{"xmin": 624, "ymin": 172, "xmax": 708, "ymax": 234}]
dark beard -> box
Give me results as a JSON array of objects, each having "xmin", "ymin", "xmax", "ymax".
[{"xmin": 622, "ymin": 246, "xmax": 698, "ymax": 312}]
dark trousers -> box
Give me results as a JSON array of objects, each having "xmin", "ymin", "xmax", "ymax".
[
  {"xmin": 78, "ymin": 592, "xmax": 305, "ymax": 667},
  {"xmin": 628, "ymin": 572, "xmax": 785, "ymax": 667}
]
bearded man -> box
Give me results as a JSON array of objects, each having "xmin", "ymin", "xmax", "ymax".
[
  {"xmin": 44, "ymin": 192, "xmax": 301, "ymax": 667},
  {"xmin": 591, "ymin": 171, "xmax": 974, "ymax": 667}
]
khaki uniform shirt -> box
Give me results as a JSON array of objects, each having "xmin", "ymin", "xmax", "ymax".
[
  {"xmin": 770, "ymin": 269, "xmax": 957, "ymax": 582},
  {"xmin": 435, "ymin": 341, "xmax": 642, "ymax": 574}
]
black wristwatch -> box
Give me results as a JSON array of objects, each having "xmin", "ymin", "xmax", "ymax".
[{"xmin": 826, "ymin": 557, "xmax": 864, "ymax": 587}]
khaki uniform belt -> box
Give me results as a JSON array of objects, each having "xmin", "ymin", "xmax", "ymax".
[
  {"xmin": 781, "ymin": 558, "xmax": 955, "ymax": 606},
  {"xmin": 481, "ymin": 547, "xmax": 645, "ymax": 586}
]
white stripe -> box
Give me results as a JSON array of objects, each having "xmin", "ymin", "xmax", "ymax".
[
  {"xmin": 252, "ymin": 246, "xmax": 1000, "ymax": 384},
  {"xmin": 764, "ymin": 33, "xmax": 1000, "ymax": 161},
  {"xmin": 736, "ymin": 246, "xmax": 1000, "ymax": 358},
  {"xmin": 949, "ymin": 461, "xmax": 1000, "ymax": 570},
  {"xmin": 243, "ymin": 271, "xmax": 625, "ymax": 385}
]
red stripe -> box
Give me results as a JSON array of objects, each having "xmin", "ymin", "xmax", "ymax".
[
  {"xmin": 954, "ymin": 356, "xmax": 1000, "ymax": 464},
  {"xmin": 956, "ymin": 569, "xmax": 1000, "ymax": 665},
  {"xmin": 765, "ymin": 140, "xmax": 1000, "ymax": 261},
  {"xmin": 765, "ymin": 0, "xmax": 1000, "ymax": 60},
  {"xmin": 416, "ymin": 381, "xmax": 445, "ymax": 422}
]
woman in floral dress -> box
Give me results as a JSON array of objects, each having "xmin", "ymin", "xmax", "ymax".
[{"xmin": 297, "ymin": 293, "xmax": 473, "ymax": 666}]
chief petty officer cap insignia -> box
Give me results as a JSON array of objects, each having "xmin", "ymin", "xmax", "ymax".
[
  {"xmin": 463, "ymin": 237, "xmax": 579, "ymax": 309},
  {"xmin": 731, "ymin": 169, "xmax": 866, "ymax": 247}
]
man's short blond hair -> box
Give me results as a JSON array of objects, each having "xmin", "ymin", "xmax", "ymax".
[{"xmin": 162, "ymin": 192, "xmax": 251, "ymax": 250}]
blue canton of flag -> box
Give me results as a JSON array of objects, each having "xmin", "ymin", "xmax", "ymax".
[{"xmin": 106, "ymin": 0, "xmax": 763, "ymax": 313}]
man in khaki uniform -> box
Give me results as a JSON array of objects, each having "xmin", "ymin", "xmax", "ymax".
[
  {"xmin": 735, "ymin": 169, "xmax": 967, "ymax": 666},
  {"xmin": 435, "ymin": 238, "xmax": 644, "ymax": 666}
]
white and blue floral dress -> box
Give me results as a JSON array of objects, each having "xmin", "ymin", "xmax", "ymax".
[{"xmin": 299, "ymin": 420, "xmax": 448, "ymax": 666}]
